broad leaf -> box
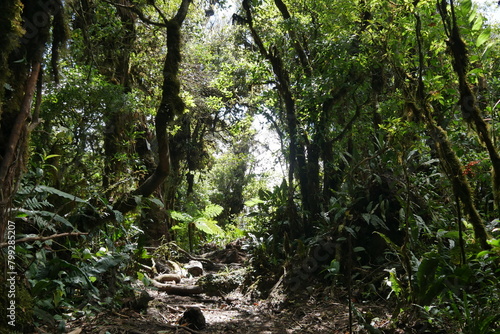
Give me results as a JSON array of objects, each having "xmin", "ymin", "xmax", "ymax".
[
  {"xmin": 39, "ymin": 210, "xmax": 75, "ymax": 229},
  {"xmin": 245, "ymin": 198, "xmax": 265, "ymax": 207},
  {"xmin": 476, "ymin": 29, "xmax": 490, "ymax": 47},
  {"xmin": 37, "ymin": 185, "xmax": 87, "ymax": 203},
  {"xmin": 147, "ymin": 197, "xmax": 165, "ymax": 208}
]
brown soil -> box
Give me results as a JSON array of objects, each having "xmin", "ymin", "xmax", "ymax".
[
  {"xmin": 54, "ymin": 244, "xmax": 405, "ymax": 334},
  {"xmin": 64, "ymin": 290, "xmax": 393, "ymax": 334}
]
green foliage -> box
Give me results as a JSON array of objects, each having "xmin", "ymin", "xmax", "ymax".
[
  {"xmin": 322, "ymin": 259, "xmax": 341, "ymax": 283},
  {"xmin": 170, "ymin": 202, "xmax": 225, "ymax": 251},
  {"xmin": 10, "ymin": 179, "xmax": 149, "ymax": 330},
  {"xmin": 26, "ymin": 241, "xmax": 143, "ymax": 329},
  {"xmin": 244, "ymin": 180, "xmax": 289, "ymax": 250},
  {"xmin": 244, "ymin": 232, "xmax": 284, "ymax": 283},
  {"xmin": 384, "ymin": 267, "xmax": 403, "ymax": 299},
  {"xmin": 5, "ymin": 0, "xmax": 500, "ymax": 330},
  {"xmin": 170, "ymin": 203, "xmax": 224, "ymax": 235},
  {"xmin": 14, "ymin": 184, "xmax": 92, "ymax": 234},
  {"xmin": 413, "ymin": 252, "xmax": 448, "ymax": 305},
  {"xmin": 383, "ymin": 239, "xmax": 500, "ymax": 332}
]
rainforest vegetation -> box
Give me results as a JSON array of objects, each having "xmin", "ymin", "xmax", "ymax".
[{"xmin": 1, "ymin": 0, "xmax": 500, "ymax": 332}]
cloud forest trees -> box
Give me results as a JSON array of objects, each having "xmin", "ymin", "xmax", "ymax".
[
  {"xmin": 1, "ymin": 0, "xmax": 500, "ymax": 331},
  {"xmin": 237, "ymin": 0, "xmax": 497, "ymax": 249}
]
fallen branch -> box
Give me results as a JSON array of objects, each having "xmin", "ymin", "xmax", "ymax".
[
  {"xmin": 0, "ymin": 232, "xmax": 88, "ymax": 248},
  {"xmin": 154, "ymin": 273, "xmax": 182, "ymax": 284},
  {"xmin": 151, "ymin": 280, "xmax": 204, "ymax": 295}
]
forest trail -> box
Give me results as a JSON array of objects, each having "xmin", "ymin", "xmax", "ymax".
[
  {"xmin": 62, "ymin": 245, "xmax": 390, "ymax": 334},
  {"xmin": 64, "ymin": 277, "xmax": 375, "ymax": 334}
]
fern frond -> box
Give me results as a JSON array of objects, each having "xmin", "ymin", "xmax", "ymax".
[
  {"xmin": 36, "ymin": 185, "xmax": 87, "ymax": 203},
  {"xmin": 202, "ymin": 204, "xmax": 223, "ymax": 219},
  {"xmin": 26, "ymin": 211, "xmax": 57, "ymax": 232},
  {"xmin": 195, "ymin": 218, "xmax": 224, "ymax": 235},
  {"xmin": 169, "ymin": 210, "xmax": 193, "ymax": 222},
  {"xmin": 24, "ymin": 197, "xmax": 53, "ymax": 210}
]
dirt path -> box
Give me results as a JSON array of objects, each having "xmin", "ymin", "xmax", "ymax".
[
  {"xmin": 64, "ymin": 282, "xmax": 393, "ymax": 334},
  {"xmin": 62, "ymin": 244, "xmax": 394, "ymax": 334}
]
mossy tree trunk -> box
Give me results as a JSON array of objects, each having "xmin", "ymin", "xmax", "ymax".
[
  {"xmin": 438, "ymin": 0, "xmax": 500, "ymax": 214},
  {"xmin": 0, "ymin": 0, "xmax": 64, "ymax": 242},
  {"xmin": 0, "ymin": 0, "xmax": 65, "ymax": 331},
  {"xmin": 428, "ymin": 123, "xmax": 491, "ymax": 250},
  {"xmin": 411, "ymin": 12, "xmax": 491, "ymax": 250},
  {"xmin": 114, "ymin": 0, "xmax": 191, "ymax": 213}
]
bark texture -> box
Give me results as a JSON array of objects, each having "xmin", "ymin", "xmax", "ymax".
[
  {"xmin": 0, "ymin": 0, "xmax": 64, "ymax": 242},
  {"xmin": 114, "ymin": 0, "xmax": 191, "ymax": 213}
]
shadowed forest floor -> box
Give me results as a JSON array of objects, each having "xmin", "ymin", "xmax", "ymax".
[
  {"xmin": 56, "ymin": 244, "xmax": 419, "ymax": 334},
  {"xmin": 64, "ymin": 284, "xmax": 394, "ymax": 334}
]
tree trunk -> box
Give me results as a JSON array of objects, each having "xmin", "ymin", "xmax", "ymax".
[
  {"xmin": 0, "ymin": 0, "xmax": 62, "ymax": 242},
  {"xmin": 244, "ymin": 4, "xmax": 321, "ymax": 238},
  {"xmin": 114, "ymin": 0, "xmax": 191, "ymax": 213},
  {"xmin": 438, "ymin": 0, "xmax": 500, "ymax": 213},
  {"xmin": 411, "ymin": 12, "xmax": 490, "ymax": 250},
  {"xmin": 0, "ymin": 0, "xmax": 24, "ymax": 105},
  {"xmin": 428, "ymin": 123, "xmax": 490, "ymax": 250},
  {"xmin": 0, "ymin": 62, "xmax": 40, "ymax": 243}
]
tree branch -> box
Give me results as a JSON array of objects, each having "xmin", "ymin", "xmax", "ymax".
[
  {"xmin": 114, "ymin": 0, "xmax": 192, "ymax": 214},
  {"xmin": 102, "ymin": 0, "xmax": 167, "ymax": 27},
  {"xmin": 242, "ymin": 2, "xmax": 268, "ymax": 58},
  {"xmin": 174, "ymin": 0, "xmax": 191, "ymax": 24},
  {"xmin": 273, "ymin": 0, "xmax": 311, "ymax": 75},
  {"xmin": 0, "ymin": 232, "xmax": 88, "ymax": 248}
]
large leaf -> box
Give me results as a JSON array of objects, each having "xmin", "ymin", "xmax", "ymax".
[
  {"xmin": 34, "ymin": 258, "xmax": 98, "ymax": 294},
  {"xmin": 39, "ymin": 210, "xmax": 75, "ymax": 229},
  {"xmin": 476, "ymin": 29, "xmax": 491, "ymax": 47},
  {"xmin": 471, "ymin": 14, "xmax": 484, "ymax": 31},
  {"xmin": 195, "ymin": 218, "xmax": 224, "ymax": 235},
  {"xmin": 147, "ymin": 197, "xmax": 165, "ymax": 208},
  {"xmin": 89, "ymin": 254, "xmax": 127, "ymax": 276},
  {"xmin": 36, "ymin": 185, "xmax": 87, "ymax": 204},
  {"xmin": 244, "ymin": 198, "xmax": 265, "ymax": 207},
  {"xmin": 415, "ymin": 254, "xmax": 445, "ymax": 305}
]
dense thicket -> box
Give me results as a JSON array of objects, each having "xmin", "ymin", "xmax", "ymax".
[{"xmin": 1, "ymin": 0, "xmax": 499, "ymax": 332}]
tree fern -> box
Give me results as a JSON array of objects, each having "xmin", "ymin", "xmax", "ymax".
[
  {"xmin": 202, "ymin": 204, "xmax": 224, "ymax": 219},
  {"xmin": 169, "ymin": 203, "xmax": 225, "ymax": 250}
]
